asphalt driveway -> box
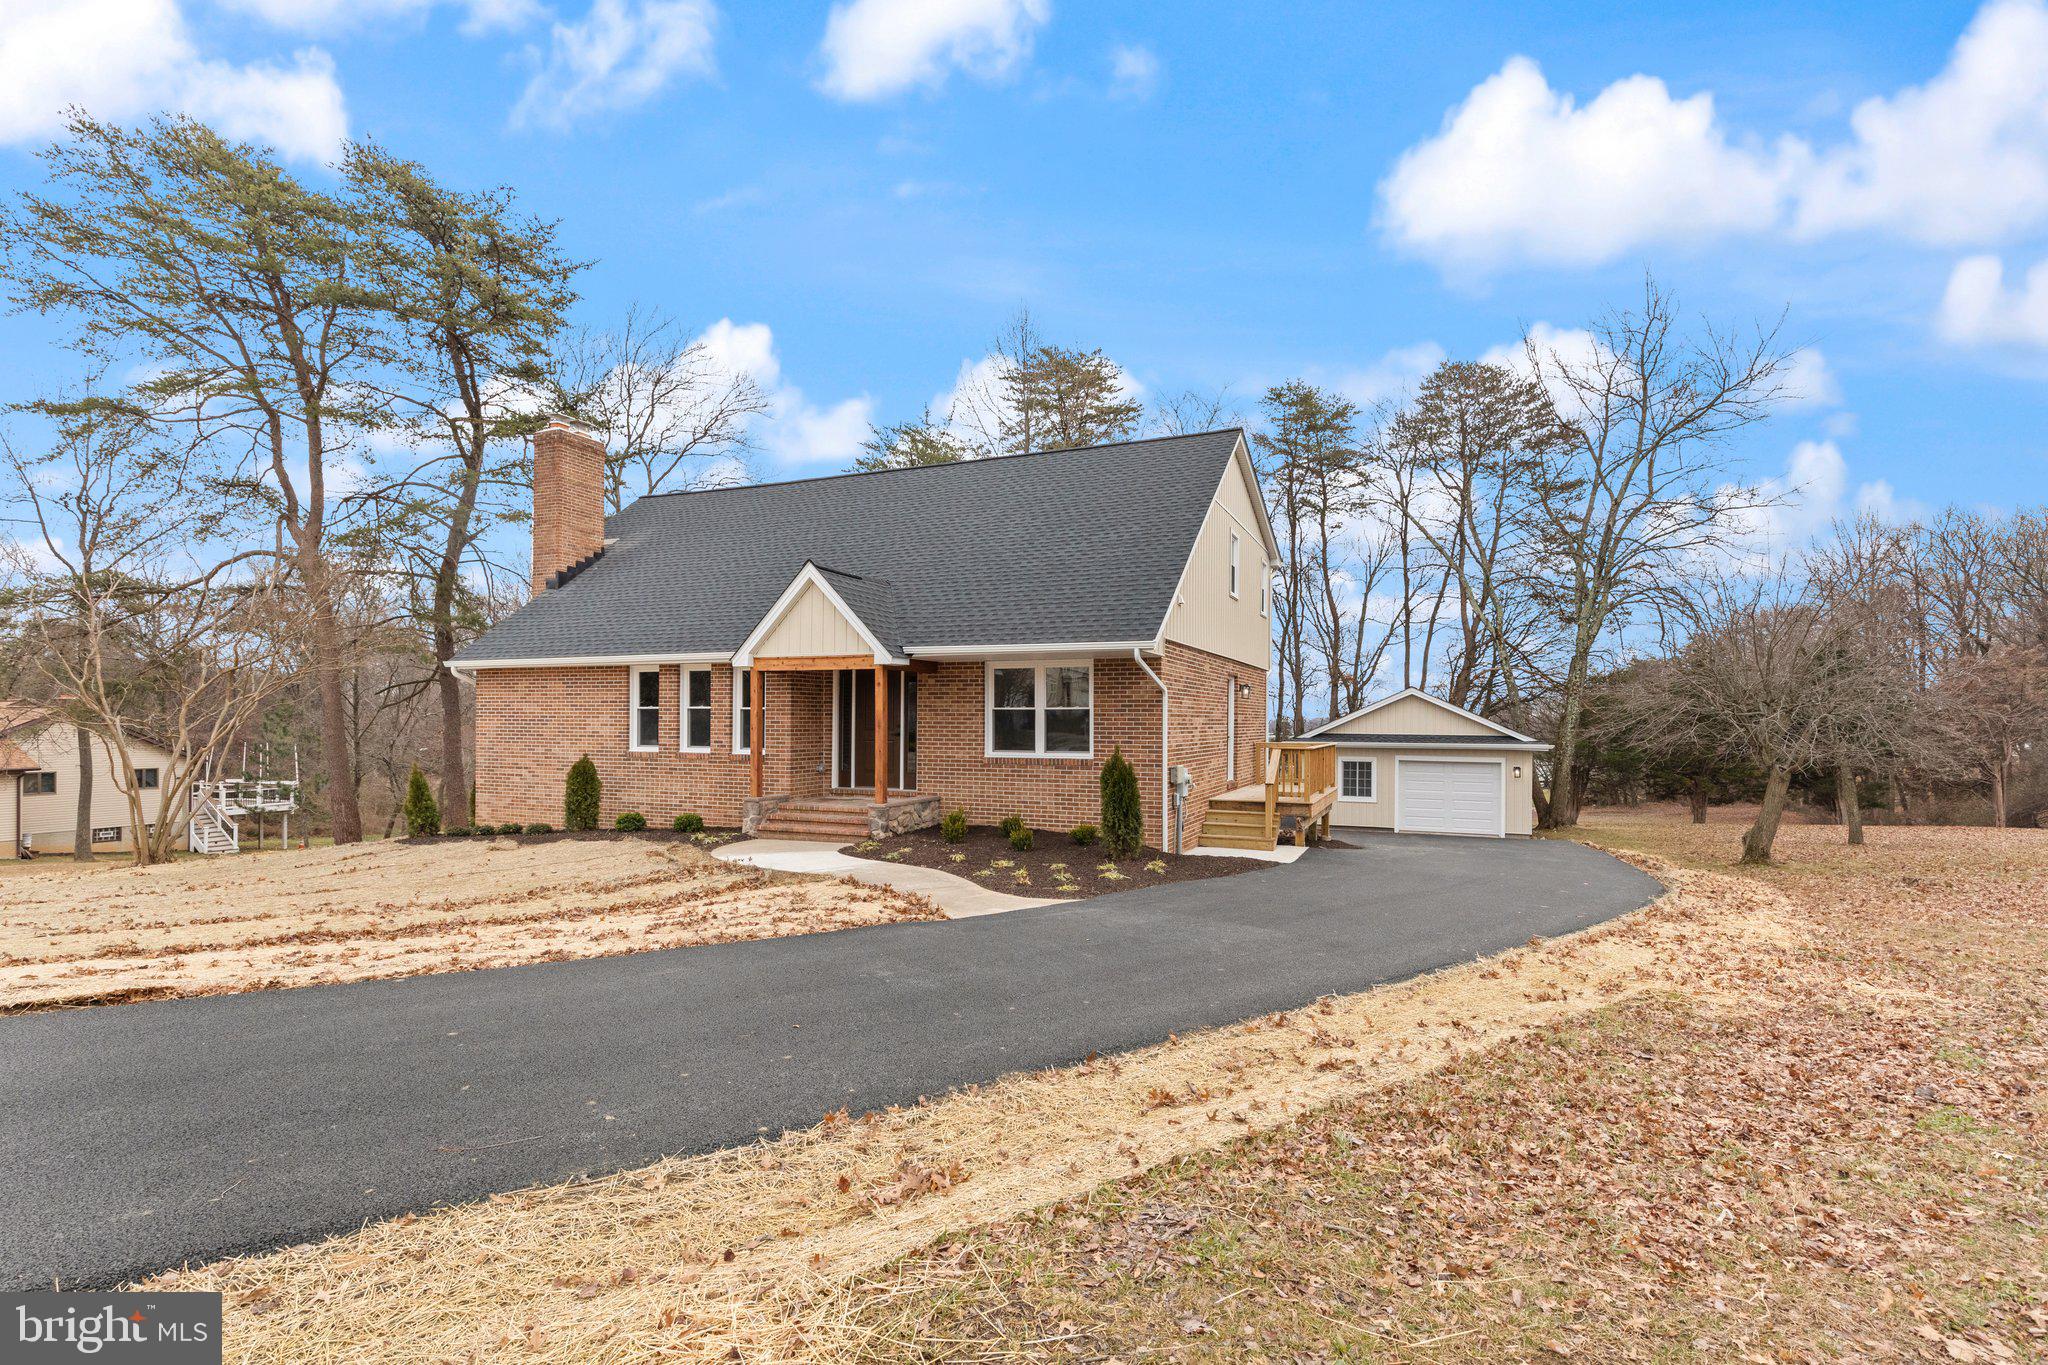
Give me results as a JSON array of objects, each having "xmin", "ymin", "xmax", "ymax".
[{"xmin": 1, "ymin": 835, "xmax": 1660, "ymax": 1289}]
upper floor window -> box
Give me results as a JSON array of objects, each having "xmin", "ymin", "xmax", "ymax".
[
  {"xmin": 681, "ymin": 668, "xmax": 712, "ymax": 751},
  {"xmin": 1261, "ymin": 564, "xmax": 1270, "ymax": 618},
  {"xmin": 23, "ymin": 771, "xmax": 55, "ymax": 795},
  {"xmin": 631, "ymin": 666, "xmax": 660, "ymax": 751},
  {"xmin": 987, "ymin": 662, "xmax": 1092, "ymax": 757},
  {"xmin": 135, "ymin": 767, "xmax": 160, "ymax": 790},
  {"xmin": 1228, "ymin": 530, "xmax": 1241, "ymax": 598}
]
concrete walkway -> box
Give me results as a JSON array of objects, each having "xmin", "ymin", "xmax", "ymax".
[{"xmin": 715, "ymin": 836, "xmax": 1066, "ymax": 916}]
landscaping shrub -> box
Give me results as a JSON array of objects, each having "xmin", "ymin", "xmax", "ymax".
[
  {"xmin": 564, "ymin": 755, "xmax": 600, "ymax": 830},
  {"xmin": 615, "ymin": 811, "xmax": 647, "ymax": 832},
  {"xmin": 1100, "ymin": 746, "xmax": 1142, "ymax": 857},
  {"xmin": 1069, "ymin": 823, "xmax": 1098, "ymax": 846},
  {"xmin": 524, "ymin": 823, "xmax": 552, "ymax": 835},
  {"xmin": 498, "ymin": 823, "xmax": 524, "ymax": 836},
  {"xmin": 673, "ymin": 813, "xmax": 705, "ymax": 833},
  {"xmin": 402, "ymin": 765, "xmax": 439, "ymax": 838},
  {"xmin": 940, "ymin": 809, "xmax": 969, "ymax": 842},
  {"xmin": 444, "ymin": 826, "xmax": 472, "ymax": 838},
  {"xmin": 998, "ymin": 813, "xmax": 1026, "ymax": 838},
  {"xmin": 1009, "ymin": 826, "xmax": 1034, "ymax": 852}
]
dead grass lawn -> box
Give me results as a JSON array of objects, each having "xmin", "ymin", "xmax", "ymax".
[{"xmin": 0, "ymin": 835, "xmax": 940, "ymax": 1012}]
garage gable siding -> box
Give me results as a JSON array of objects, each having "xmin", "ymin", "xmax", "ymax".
[{"xmin": 1322, "ymin": 693, "xmax": 1498, "ymax": 738}]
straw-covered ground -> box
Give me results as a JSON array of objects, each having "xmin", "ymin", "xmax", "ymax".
[
  {"xmin": 137, "ymin": 810, "xmax": 1783, "ymax": 1361},
  {"xmin": 0, "ymin": 835, "xmax": 940, "ymax": 1012}
]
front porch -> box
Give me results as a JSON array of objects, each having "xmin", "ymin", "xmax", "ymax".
[{"xmin": 1199, "ymin": 741, "xmax": 1339, "ymax": 851}]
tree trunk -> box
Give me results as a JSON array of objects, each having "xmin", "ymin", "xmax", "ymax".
[
  {"xmin": 311, "ymin": 578, "xmax": 363, "ymax": 844},
  {"xmin": 1741, "ymin": 766, "xmax": 1793, "ymax": 865},
  {"xmin": 1543, "ymin": 658, "xmax": 1590, "ymax": 829},
  {"xmin": 1989, "ymin": 759, "xmax": 2008, "ymax": 829},
  {"xmin": 1838, "ymin": 761, "xmax": 1864, "ymax": 846},
  {"xmin": 72, "ymin": 725, "xmax": 95, "ymax": 862},
  {"xmin": 1688, "ymin": 772, "xmax": 1708, "ymax": 824}
]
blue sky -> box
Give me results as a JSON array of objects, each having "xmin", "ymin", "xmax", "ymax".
[{"xmin": 4, "ymin": 0, "xmax": 2047, "ymax": 527}]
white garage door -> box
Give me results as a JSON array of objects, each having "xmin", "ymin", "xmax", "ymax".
[{"xmin": 1397, "ymin": 760, "xmax": 1503, "ymax": 837}]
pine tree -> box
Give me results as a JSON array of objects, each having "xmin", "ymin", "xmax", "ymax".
[
  {"xmin": 403, "ymin": 765, "xmax": 440, "ymax": 837},
  {"xmin": 1005, "ymin": 345, "xmax": 1141, "ymax": 452},
  {"xmin": 1100, "ymin": 746, "xmax": 1143, "ymax": 857},
  {"xmin": 564, "ymin": 754, "xmax": 600, "ymax": 830},
  {"xmin": 849, "ymin": 409, "xmax": 970, "ymax": 472}
]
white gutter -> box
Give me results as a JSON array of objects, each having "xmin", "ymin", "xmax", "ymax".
[{"xmin": 1131, "ymin": 647, "xmax": 1172, "ymax": 853}]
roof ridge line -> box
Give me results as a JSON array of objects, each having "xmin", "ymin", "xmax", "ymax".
[{"xmin": 631, "ymin": 427, "xmax": 1247, "ymax": 503}]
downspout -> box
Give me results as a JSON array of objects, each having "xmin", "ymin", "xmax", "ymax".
[{"xmin": 1131, "ymin": 648, "xmax": 1172, "ymax": 853}]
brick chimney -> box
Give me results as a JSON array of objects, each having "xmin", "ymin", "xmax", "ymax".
[{"xmin": 531, "ymin": 417, "xmax": 606, "ymax": 593}]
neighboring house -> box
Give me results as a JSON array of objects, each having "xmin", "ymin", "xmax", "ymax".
[
  {"xmin": 0, "ymin": 702, "xmax": 174, "ymax": 858},
  {"xmin": 1296, "ymin": 689, "xmax": 1550, "ymax": 838},
  {"xmin": 453, "ymin": 421, "xmax": 1277, "ymax": 849}
]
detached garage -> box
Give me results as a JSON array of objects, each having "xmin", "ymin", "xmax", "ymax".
[{"xmin": 1298, "ymin": 690, "xmax": 1549, "ymax": 838}]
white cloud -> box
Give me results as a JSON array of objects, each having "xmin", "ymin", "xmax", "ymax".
[
  {"xmin": 691, "ymin": 318, "xmax": 873, "ymax": 469},
  {"xmin": 215, "ymin": 0, "xmax": 540, "ymax": 32},
  {"xmin": 0, "ymin": 0, "xmax": 347, "ymax": 160},
  {"xmin": 817, "ymin": 0, "xmax": 1049, "ymax": 102},
  {"xmin": 1378, "ymin": 56, "xmax": 1788, "ymax": 270},
  {"xmin": 1736, "ymin": 439, "xmax": 1924, "ymax": 552},
  {"xmin": 1318, "ymin": 342, "xmax": 1446, "ymax": 408},
  {"xmin": 1937, "ymin": 253, "xmax": 2048, "ymax": 346},
  {"xmin": 512, "ymin": 0, "xmax": 717, "ymax": 131},
  {"xmin": 1108, "ymin": 43, "xmax": 1160, "ymax": 101},
  {"xmin": 1378, "ymin": 0, "xmax": 2048, "ymax": 271},
  {"xmin": 1778, "ymin": 347, "xmax": 1843, "ymax": 407}
]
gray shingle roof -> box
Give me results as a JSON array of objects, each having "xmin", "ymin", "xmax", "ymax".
[{"xmin": 456, "ymin": 429, "xmax": 1250, "ymax": 665}]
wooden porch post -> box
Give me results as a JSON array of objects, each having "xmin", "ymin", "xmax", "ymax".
[
  {"xmin": 749, "ymin": 667, "xmax": 765, "ymax": 799},
  {"xmin": 872, "ymin": 666, "xmax": 889, "ymax": 806}
]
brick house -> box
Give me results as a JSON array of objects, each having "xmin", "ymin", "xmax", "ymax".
[{"xmin": 453, "ymin": 422, "xmax": 1277, "ymax": 850}]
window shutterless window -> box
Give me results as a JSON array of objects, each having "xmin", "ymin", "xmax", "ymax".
[
  {"xmin": 734, "ymin": 668, "xmax": 763, "ymax": 754},
  {"xmin": 135, "ymin": 767, "xmax": 160, "ymax": 790},
  {"xmin": 631, "ymin": 666, "xmax": 660, "ymax": 750},
  {"xmin": 1341, "ymin": 757, "xmax": 1375, "ymax": 800},
  {"xmin": 681, "ymin": 668, "xmax": 712, "ymax": 751},
  {"xmin": 986, "ymin": 662, "xmax": 1093, "ymax": 757},
  {"xmin": 1229, "ymin": 530, "xmax": 1241, "ymax": 598},
  {"xmin": 24, "ymin": 772, "xmax": 55, "ymax": 795}
]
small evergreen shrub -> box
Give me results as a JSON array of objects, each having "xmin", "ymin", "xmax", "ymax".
[
  {"xmin": 564, "ymin": 755, "xmax": 600, "ymax": 830},
  {"xmin": 403, "ymin": 765, "xmax": 440, "ymax": 838},
  {"xmin": 1008, "ymin": 826, "xmax": 1034, "ymax": 852},
  {"xmin": 673, "ymin": 813, "xmax": 705, "ymax": 833},
  {"xmin": 1069, "ymin": 823, "xmax": 1098, "ymax": 846},
  {"xmin": 615, "ymin": 811, "xmax": 647, "ymax": 832},
  {"xmin": 444, "ymin": 826, "xmax": 473, "ymax": 838},
  {"xmin": 998, "ymin": 813, "xmax": 1026, "ymax": 838},
  {"xmin": 940, "ymin": 809, "xmax": 969, "ymax": 842},
  {"xmin": 524, "ymin": 823, "xmax": 553, "ymax": 835},
  {"xmin": 1100, "ymin": 746, "xmax": 1143, "ymax": 858}
]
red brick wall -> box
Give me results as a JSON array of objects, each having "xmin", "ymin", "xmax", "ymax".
[
  {"xmin": 530, "ymin": 421, "xmax": 606, "ymax": 594},
  {"xmin": 472, "ymin": 653, "xmax": 1264, "ymax": 849},
  {"xmin": 1164, "ymin": 641, "xmax": 1268, "ymax": 847}
]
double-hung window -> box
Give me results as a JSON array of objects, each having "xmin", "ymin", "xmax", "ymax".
[
  {"xmin": 630, "ymin": 666, "xmax": 661, "ymax": 751},
  {"xmin": 734, "ymin": 668, "xmax": 763, "ymax": 754},
  {"xmin": 1340, "ymin": 756, "xmax": 1376, "ymax": 801},
  {"xmin": 1228, "ymin": 530, "xmax": 1242, "ymax": 598},
  {"xmin": 987, "ymin": 662, "xmax": 1092, "ymax": 757},
  {"xmin": 681, "ymin": 668, "xmax": 712, "ymax": 751}
]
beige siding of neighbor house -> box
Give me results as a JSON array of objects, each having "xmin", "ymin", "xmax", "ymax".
[
  {"xmin": 7, "ymin": 726, "xmax": 173, "ymax": 856},
  {"xmin": 1165, "ymin": 453, "xmax": 1272, "ymax": 669},
  {"xmin": 752, "ymin": 582, "xmax": 873, "ymax": 659}
]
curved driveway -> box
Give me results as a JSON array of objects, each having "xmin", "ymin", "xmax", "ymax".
[{"xmin": 2, "ymin": 836, "xmax": 1659, "ymax": 1289}]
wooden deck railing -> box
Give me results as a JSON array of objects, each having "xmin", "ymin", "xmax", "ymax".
[{"xmin": 1257, "ymin": 741, "xmax": 1338, "ymax": 846}]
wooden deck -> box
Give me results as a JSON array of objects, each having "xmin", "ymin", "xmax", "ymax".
[{"xmin": 1199, "ymin": 742, "xmax": 1339, "ymax": 851}]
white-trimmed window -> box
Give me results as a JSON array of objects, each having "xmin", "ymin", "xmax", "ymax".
[
  {"xmin": 987, "ymin": 662, "xmax": 1093, "ymax": 757},
  {"xmin": 734, "ymin": 668, "xmax": 762, "ymax": 754},
  {"xmin": 1340, "ymin": 756, "xmax": 1376, "ymax": 801},
  {"xmin": 681, "ymin": 668, "xmax": 712, "ymax": 751},
  {"xmin": 1260, "ymin": 563, "xmax": 1270, "ymax": 618},
  {"xmin": 1228, "ymin": 530, "xmax": 1241, "ymax": 598},
  {"xmin": 630, "ymin": 666, "xmax": 660, "ymax": 751}
]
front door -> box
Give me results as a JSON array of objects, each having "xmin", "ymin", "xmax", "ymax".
[{"xmin": 833, "ymin": 670, "xmax": 916, "ymax": 792}]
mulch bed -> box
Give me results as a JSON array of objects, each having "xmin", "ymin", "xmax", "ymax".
[
  {"xmin": 414, "ymin": 828, "xmax": 744, "ymax": 848},
  {"xmin": 846, "ymin": 825, "xmax": 1270, "ymax": 899}
]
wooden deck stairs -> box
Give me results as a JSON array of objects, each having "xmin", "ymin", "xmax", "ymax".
[{"xmin": 1198, "ymin": 741, "xmax": 1339, "ymax": 852}]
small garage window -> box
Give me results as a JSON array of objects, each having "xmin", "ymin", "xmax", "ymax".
[{"xmin": 1340, "ymin": 757, "xmax": 1376, "ymax": 800}]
